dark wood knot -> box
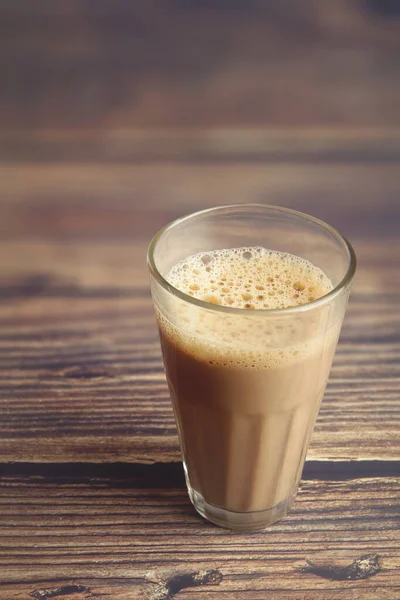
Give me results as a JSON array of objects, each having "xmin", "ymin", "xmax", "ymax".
[
  {"xmin": 301, "ymin": 553, "xmax": 381, "ymax": 581},
  {"xmin": 30, "ymin": 585, "xmax": 89, "ymax": 600}
]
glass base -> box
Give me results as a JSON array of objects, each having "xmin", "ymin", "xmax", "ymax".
[{"xmin": 187, "ymin": 485, "xmax": 296, "ymax": 531}]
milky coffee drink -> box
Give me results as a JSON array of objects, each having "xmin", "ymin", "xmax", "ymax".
[{"xmin": 157, "ymin": 247, "xmax": 338, "ymax": 527}]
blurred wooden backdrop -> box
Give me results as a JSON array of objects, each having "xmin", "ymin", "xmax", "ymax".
[{"xmin": 1, "ymin": 0, "xmax": 399, "ymax": 134}]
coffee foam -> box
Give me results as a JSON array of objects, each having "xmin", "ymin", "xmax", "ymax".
[
  {"xmin": 166, "ymin": 247, "xmax": 332, "ymax": 310},
  {"xmin": 158, "ymin": 248, "xmax": 336, "ymax": 370}
]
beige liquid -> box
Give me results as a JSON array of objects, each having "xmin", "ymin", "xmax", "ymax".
[{"xmin": 158, "ymin": 248, "xmax": 338, "ymax": 515}]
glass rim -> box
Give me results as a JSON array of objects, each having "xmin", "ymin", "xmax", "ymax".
[{"xmin": 147, "ymin": 204, "xmax": 357, "ymax": 316}]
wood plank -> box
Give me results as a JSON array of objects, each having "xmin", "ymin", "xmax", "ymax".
[
  {"xmin": 1, "ymin": 163, "xmax": 399, "ymax": 239},
  {"xmin": 2, "ymin": 128, "xmax": 400, "ymax": 163},
  {"xmin": 0, "ymin": 472, "xmax": 398, "ymax": 599}
]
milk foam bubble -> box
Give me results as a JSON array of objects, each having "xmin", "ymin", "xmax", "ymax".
[{"xmin": 166, "ymin": 247, "xmax": 332, "ymax": 310}]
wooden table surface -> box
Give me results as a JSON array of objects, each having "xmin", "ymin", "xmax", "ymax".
[
  {"xmin": 1, "ymin": 133, "xmax": 399, "ymax": 599},
  {"xmin": 1, "ymin": 2, "xmax": 400, "ymax": 599}
]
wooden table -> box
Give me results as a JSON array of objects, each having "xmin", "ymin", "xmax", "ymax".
[
  {"xmin": 0, "ymin": 130, "xmax": 399, "ymax": 599},
  {"xmin": 1, "ymin": 1, "xmax": 400, "ymax": 597}
]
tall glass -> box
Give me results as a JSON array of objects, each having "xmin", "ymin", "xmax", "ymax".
[{"xmin": 148, "ymin": 205, "xmax": 356, "ymax": 530}]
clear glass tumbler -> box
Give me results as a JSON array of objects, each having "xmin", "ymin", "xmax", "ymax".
[{"xmin": 148, "ymin": 204, "xmax": 356, "ymax": 530}]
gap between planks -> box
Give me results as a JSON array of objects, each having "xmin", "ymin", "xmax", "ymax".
[{"xmin": 0, "ymin": 460, "xmax": 399, "ymax": 487}]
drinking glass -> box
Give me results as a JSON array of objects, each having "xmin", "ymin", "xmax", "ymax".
[{"xmin": 148, "ymin": 204, "xmax": 356, "ymax": 530}]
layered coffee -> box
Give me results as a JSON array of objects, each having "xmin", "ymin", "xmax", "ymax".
[{"xmin": 157, "ymin": 247, "xmax": 338, "ymax": 523}]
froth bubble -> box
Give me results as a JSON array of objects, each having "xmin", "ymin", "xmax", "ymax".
[
  {"xmin": 166, "ymin": 247, "xmax": 333, "ymax": 313},
  {"xmin": 201, "ymin": 254, "xmax": 213, "ymax": 265}
]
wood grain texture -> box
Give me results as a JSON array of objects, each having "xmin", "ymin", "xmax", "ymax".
[
  {"xmin": 2, "ymin": 159, "xmax": 398, "ymax": 598},
  {"xmin": 1, "ymin": 1, "xmax": 400, "ymax": 597},
  {"xmin": 0, "ymin": 471, "xmax": 398, "ymax": 599},
  {"xmin": 0, "ymin": 161, "xmax": 399, "ymax": 463}
]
